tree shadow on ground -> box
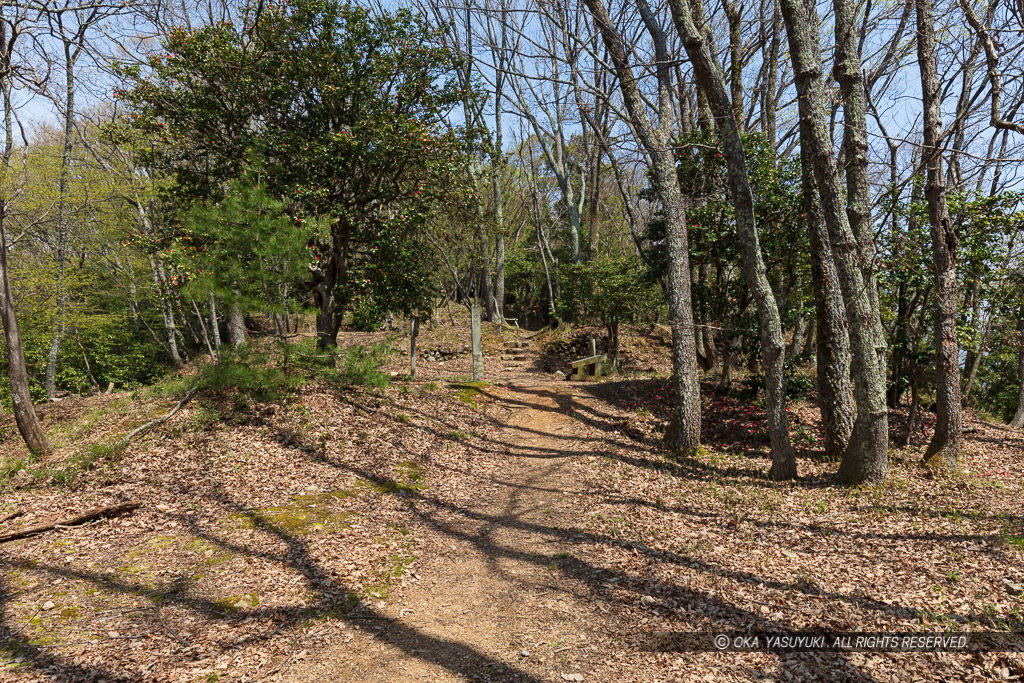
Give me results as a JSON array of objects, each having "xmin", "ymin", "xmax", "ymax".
[
  {"xmin": 264, "ymin": 384, "xmax": 1019, "ymax": 678},
  {"xmin": 4, "ymin": 381, "xmax": 1014, "ymax": 681},
  {"xmin": 0, "ymin": 483, "xmax": 546, "ymax": 682}
]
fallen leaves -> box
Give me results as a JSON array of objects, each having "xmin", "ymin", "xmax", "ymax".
[{"xmin": 0, "ymin": 370, "xmax": 505, "ymax": 682}]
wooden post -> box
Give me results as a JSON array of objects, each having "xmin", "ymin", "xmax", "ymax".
[
  {"xmin": 589, "ymin": 336, "xmax": 597, "ymax": 357},
  {"xmin": 410, "ymin": 316, "xmax": 419, "ymax": 379},
  {"xmin": 471, "ymin": 304, "xmax": 483, "ymax": 381}
]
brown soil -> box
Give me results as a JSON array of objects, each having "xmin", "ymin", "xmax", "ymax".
[
  {"xmin": 1, "ymin": 324, "xmax": 1022, "ymax": 682},
  {"xmin": 288, "ymin": 383, "xmax": 611, "ymax": 682}
]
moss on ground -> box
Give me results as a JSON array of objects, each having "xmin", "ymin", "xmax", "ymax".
[
  {"xmin": 449, "ymin": 381, "xmax": 487, "ymax": 408},
  {"xmin": 226, "ymin": 490, "xmax": 356, "ymax": 535}
]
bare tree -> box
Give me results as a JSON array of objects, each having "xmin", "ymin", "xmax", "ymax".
[
  {"xmin": 0, "ymin": 3, "xmax": 53, "ymax": 454},
  {"xmin": 41, "ymin": 1, "xmax": 126, "ymax": 399},
  {"xmin": 916, "ymin": 0, "xmax": 963, "ymax": 468},
  {"xmin": 583, "ymin": 0, "xmax": 701, "ymax": 453},
  {"xmin": 664, "ymin": 0, "xmax": 795, "ymax": 478},
  {"xmin": 777, "ymin": 0, "xmax": 890, "ymax": 484}
]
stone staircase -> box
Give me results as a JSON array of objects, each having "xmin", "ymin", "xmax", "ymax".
[{"xmin": 501, "ymin": 338, "xmax": 529, "ymax": 370}]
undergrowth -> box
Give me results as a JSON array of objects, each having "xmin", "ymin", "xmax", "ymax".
[
  {"xmin": 0, "ymin": 338, "xmax": 395, "ymax": 489},
  {"xmin": 0, "ymin": 441, "xmax": 125, "ymax": 488},
  {"xmin": 289, "ymin": 339, "xmax": 393, "ymax": 389}
]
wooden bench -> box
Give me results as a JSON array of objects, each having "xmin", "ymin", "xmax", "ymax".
[{"xmin": 569, "ymin": 354, "xmax": 607, "ymax": 381}]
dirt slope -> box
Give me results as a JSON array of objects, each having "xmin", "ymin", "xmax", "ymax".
[
  {"xmin": 289, "ymin": 383, "xmax": 611, "ymax": 682},
  {"xmin": 2, "ymin": 328, "xmax": 1022, "ymax": 682}
]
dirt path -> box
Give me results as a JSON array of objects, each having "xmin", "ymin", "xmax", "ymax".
[{"xmin": 289, "ymin": 383, "xmax": 613, "ymax": 682}]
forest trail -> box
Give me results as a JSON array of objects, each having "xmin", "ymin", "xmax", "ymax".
[{"xmin": 289, "ymin": 382, "xmax": 610, "ymax": 682}]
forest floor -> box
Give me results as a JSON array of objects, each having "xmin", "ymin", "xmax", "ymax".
[{"xmin": 0, "ymin": 322, "xmax": 1023, "ymax": 682}]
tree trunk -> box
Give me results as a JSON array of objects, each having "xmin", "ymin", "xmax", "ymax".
[
  {"xmin": 537, "ymin": 224, "xmax": 556, "ymax": 321},
  {"xmin": 889, "ymin": 176, "xmax": 926, "ymax": 409},
  {"xmin": 0, "ymin": 209, "xmax": 52, "ymax": 455},
  {"xmin": 209, "ymin": 293, "xmax": 221, "ymax": 349},
  {"xmin": 666, "ymin": 0, "xmax": 795, "ymax": 478},
  {"xmin": 150, "ymin": 257, "xmax": 183, "ymax": 369},
  {"xmin": 761, "ymin": 0, "xmax": 781, "ymax": 144},
  {"xmin": 492, "ymin": 0, "xmax": 508, "ymax": 319},
  {"xmin": 662, "ymin": 190, "xmax": 702, "ymax": 454},
  {"xmin": 787, "ymin": 314, "xmax": 808, "ymax": 360},
  {"xmin": 718, "ymin": 334, "xmax": 736, "ymax": 392},
  {"xmin": 696, "ymin": 264, "xmax": 717, "ymax": 370},
  {"xmin": 833, "ymin": 0, "xmax": 886, "ymax": 373},
  {"xmin": 0, "ymin": 11, "xmax": 49, "ymax": 453},
  {"xmin": 228, "ymin": 301, "xmax": 246, "ymax": 347},
  {"xmin": 888, "ymin": 284, "xmax": 911, "ymax": 408},
  {"xmin": 803, "ymin": 149, "xmax": 855, "ymax": 462},
  {"xmin": 903, "ymin": 368, "xmax": 922, "ymax": 447},
  {"xmin": 608, "ymin": 322, "xmax": 620, "ymax": 367},
  {"xmin": 585, "ymin": 0, "xmax": 700, "ymax": 454},
  {"xmin": 779, "ymin": 0, "xmax": 889, "ymax": 484},
  {"xmin": 529, "ymin": 150, "xmax": 559, "ymax": 321},
  {"xmin": 723, "ymin": 0, "xmax": 744, "ymax": 128},
  {"xmin": 961, "ymin": 308, "xmax": 991, "ymax": 407},
  {"xmin": 191, "ymin": 298, "xmax": 217, "ymax": 361},
  {"xmin": 1011, "ymin": 315, "xmax": 1024, "ymax": 429},
  {"xmin": 801, "ymin": 315, "xmax": 816, "ymax": 358},
  {"xmin": 478, "ymin": 223, "xmax": 494, "ymax": 321},
  {"xmin": 45, "ymin": 47, "xmax": 79, "ymax": 400},
  {"xmin": 75, "ymin": 335, "xmax": 99, "ymax": 394},
  {"xmin": 494, "ymin": 234, "xmax": 505, "ymax": 323},
  {"xmin": 314, "ymin": 224, "xmax": 351, "ymax": 349},
  {"xmin": 917, "ymin": 0, "xmax": 963, "ymax": 469},
  {"xmin": 587, "ymin": 145, "xmax": 602, "ymax": 259}
]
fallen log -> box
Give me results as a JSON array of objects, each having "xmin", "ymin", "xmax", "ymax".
[
  {"xmin": 116, "ymin": 386, "xmax": 198, "ymax": 449},
  {"xmin": 0, "ymin": 510, "xmax": 23, "ymax": 525},
  {"xmin": 0, "ymin": 502, "xmax": 141, "ymax": 544}
]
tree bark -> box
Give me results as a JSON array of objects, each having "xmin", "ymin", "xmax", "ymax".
[
  {"xmin": 833, "ymin": 0, "xmax": 886, "ymax": 374},
  {"xmin": 787, "ymin": 315, "xmax": 807, "ymax": 360},
  {"xmin": 587, "ymin": 145, "xmax": 602, "ymax": 259},
  {"xmin": 227, "ymin": 290, "xmax": 246, "ymax": 347},
  {"xmin": 492, "ymin": 27, "xmax": 506, "ymax": 322},
  {"xmin": 1011, "ymin": 314, "xmax": 1024, "ymax": 429},
  {"xmin": 191, "ymin": 298, "xmax": 217, "ymax": 361},
  {"xmin": 0, "ymin": 20, "xmax": 51, "ymax": 454},
  {"xmin": 494, "ymin": 234, "xmax": 505, "ymax": 323},
  {"xmin": 802, "ymin": 148, "xmax": 855, "ymax": 462},
  {"xmin": 723, "ymin": 0, "xmax": 744, "ymax": 129},
  {"xmin": 313, "ymin": 223, "xmax": 351, "ymax": 348},
  {"xmin": 903, "ymin": 367, "xmax": 922, "ymax": 447},
  {"xmin": 0, "ymin": 209, "xmax": 53, "ymax": 455},
  {"xmin": 584, "ymin": 0, "xmax": 700, "ymax": 454},
  {"xmin": 209, "ymin": 293, "xmax": 221, "ymax": 349},
  {"xmin": 917, "ymin": 0, "xmax": 963, "ymax": 469},
  {"xmin": 801, "ymin": 316, "xmax": 816, "ymax": 358},
  {"xmin": 149, "ymin": 256, "xmax": 184, "ymax": 368},
  {"xmin": 778, "ymin": 0, "xmax": 889, "ymax": 484},
  {"xmin": 527, "ymin": 147, "xmax": 558, "ymax": 320},
  {"xmin": 761, "ymin": 0, "xmax": 781, "ymax": 144},
  {"xmin": 45, "ymin": 43, "xmax": 79, "ymax": 401},
  {"xmin": 666, "ymin": 0, "xmax": 795, "ymax": 478},
  {"xmin": 961, "ymin": 306, "xmax": 992, "ymax": 407}
]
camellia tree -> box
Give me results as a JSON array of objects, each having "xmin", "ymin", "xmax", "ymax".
[
  {"xmin": 559, "ymin": 256, "xmax": 662, "ymax": 366},
  {"xmin": 118, "ymin": 0, "xmax": 471, "ymax": 348}
]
